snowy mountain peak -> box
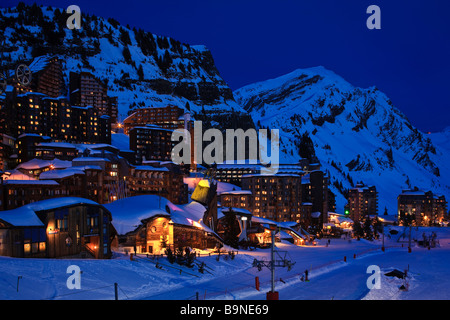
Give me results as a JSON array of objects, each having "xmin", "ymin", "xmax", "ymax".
[{"xmin": 234, "ymin": 67, "xmax": 450, "ymax": 214}]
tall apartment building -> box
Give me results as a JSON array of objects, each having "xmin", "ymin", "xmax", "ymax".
[
  {"xmin": 123, "ymin": 105, "xmax": 195, "ymax": 167},
  {"xmin": 241, "ymin": 173, "xmax": 302, "ymax": 223},
  {"xmin": 0, "ymin": 133, "xmax": 15, "ymax": 171},
  {"xmin": 71, "ymin": 106, "xmax": 111, "ymax": 144},
  {"xmin": 301, "ymin": 170, "xmax": 329, "ymax": 229},
  {"xmin": 72, "ymin": 149, "xmax": 131, "ymax": 204},
  {"xmin": 127, "ymin": 162, "xmax": 188, "ymax": 205},
  {"xmin": 398, "ymin": 188, "xmax": 447, "ymax": 226},
  {"xmin": 69, "ymin": 71, "xmax": 118, "ymax": 123},
  {"xmin": 2, "ymin": 91, "xmax": 111, "ymax": 146},
  {"xmin": 347, "ymin": 183, "xmax": 378, "ymax": 221},
  {"xmin": 29, "ymin": 55, "xmax": 66, "ymax": 98},
  {"xmin": 218, "ymin": 189, "xmax": 252, "ymax": 211},
  {"xmin": 129, "ymin": 125, "xmax": 174, "ymax": 164},
  {"xmin": 215, "ymin": 163, "xmax": 262, "ymax": 187},
  {"xmin": 123, "ymin": 105, "xmax": 191, "ymax": 134}
]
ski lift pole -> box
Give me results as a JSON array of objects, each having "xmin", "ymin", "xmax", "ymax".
[
  {"xmin": 408, "ymin": 225, "xmax": 412, "ymax": 253},
  {"xmin": 271, "ymin": 230, "xmax": 275, "ymax": 293},
  {"xmin": 17, "ymin": 276, "xmax": 22, "ymax": 292}
]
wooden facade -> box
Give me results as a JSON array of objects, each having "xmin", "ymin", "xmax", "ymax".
[
  {"xmin": 121, "ymin": 215, "xmax": 222, "ymax": 255},
  {"xmin": 0, "ymin": 199, "xmax": 115, "ymax": 259}
]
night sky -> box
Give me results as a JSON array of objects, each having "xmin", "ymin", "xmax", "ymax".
[{"xmin": 3, "ymin": 0, "xmax": 450, "ymax": 132}]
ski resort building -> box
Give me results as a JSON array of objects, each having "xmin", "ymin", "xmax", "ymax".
[
  {"xmin": 347, "ymin": 183, "xmax": 378, "ymax": 222},
  {"xmin": 0, "ymin": 197, "xmax": 115, "ymax": 259},
  {"xmin": 105, "ymin": 195, "xmax": 223, "ymax": 255},
  {"xmin": 241, "ymin": 173, "xmax": 302, "ymax": 223},
  {"xmin": 397, "ymin": 188, "xmax": 447, "ymax": 226}
]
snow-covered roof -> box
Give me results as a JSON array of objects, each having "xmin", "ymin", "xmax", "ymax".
[
  {"xmin": 0, "ymin": 197, "xmax": 101, "ymax": 227},
  {"xmin": 0, "ymin": 206, "xmax": 45, "ymax": 227},
  {"xmin": 16, "ymin": 158, "xmax": 72, "ymax": 170},
  {"xmin": 111, "ymin": 133, "xmax": 131, "ymax": 152},
  {"xmin": 278, "ymin": 221, "xmax": 299, "ymax": 228},
  {"xmin": 131, "ymin": 124, "xmax": 173, "ymax": 132},
  {"xmin": 217, "ymin": 207, "xmax": 252, "ymax": 219},
  {"xmin": 81, "ymin": 143, "xmax": 119, "ymax": 151},
  {"xmin": 37, "ymin": 142, "xmax": 78, "ymax": 149},
  {"xmin": 311, "ymin": 211, "xmax": 322, "ymax": 218},
  {"xmin": 104, "ymin": 195, "xmax": 173, "ymax": 235},
  {"xmin": 219, "ymin": 190, "xmax": 252, "ymax": 195},
  {"xmin": 16, "ymin": 91, "xmax": 47, "ymax": 98},
  {"xmin": 72, "ymin": 157, "xmax": 111, "ymax": 163},
  {"xmin": 3, "ymin": 169, "xmax": 36, "ymax": 181},
  {"xmin": 399, "ymin": 190, "xmax": 426, "ymax": 196},
  {"xmin": 24, "ymin": 197, "xmax": 100, "ymax": 212},
  {"xmin": 133, "ymin": 165, "xmax": 169, "ymax": 172},
  {"xmin": 250, "ymin": 215, "xmax": 277, "ymax": 226},
  {"xmin": 276, "ymin": 230, "xmax": 292, "ymax": 240},
  {"xmin": 71, "ymin": 165, "xmax": 103, "ymax": 171},
  {"xmin": 40, "ymin": 168, "xmax": 85, "ymax": 180},
  {"xmin": 3, "ymin": 179, "xmax": 58, "ymax": 185},
  {"xmin": 176, "ymin": 201, "xmax": 207, "ymax": 222},
  {"xmin": 105, "ymin": 195, "xmax": 218, "ymax": 237},
  {"xmin": 17, "ymin": 133, "xmax": 51, "ymax": 140},
  {"xmin": 216, "ymin": 181, "xmax": 241, "ymax": 194}
]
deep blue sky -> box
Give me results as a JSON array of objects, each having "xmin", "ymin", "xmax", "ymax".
[{"xmin": 3, "ymin": 0, "xmax": 450, "ymax": 132}]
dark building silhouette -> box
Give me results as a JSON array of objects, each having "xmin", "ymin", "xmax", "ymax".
[{"xmin": 69, "ymin": 71, "xmax": 118, "ymax": 124}]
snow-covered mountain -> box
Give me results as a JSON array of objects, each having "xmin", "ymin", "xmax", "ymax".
[
  {"xmin": 0, "ymin": 4, "xmax": 252, "ymax": 129},
  {"xmin": 234, "ymin": 67, "xmax": 450, "ymax": 214}
]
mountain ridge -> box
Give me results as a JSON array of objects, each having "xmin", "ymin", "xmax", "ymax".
[{"xmin": 234, "ymin": 66, "xmax": 450, "ymax": 213}]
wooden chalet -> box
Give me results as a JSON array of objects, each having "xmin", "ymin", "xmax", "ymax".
[
  {"xmin": 0, "ymin": 197, "xmax": 115, "ymax": 259},
  {"xmin": 105, "ymin": 195, "xmax": 223, "ymax": 255}
]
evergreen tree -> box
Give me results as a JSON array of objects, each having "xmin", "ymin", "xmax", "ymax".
[
  {"xmin": 184, "ymin": 247, "xmax": 195, "ymax": 268},
  {"xmin": 298, "ymin": 132, "xmax": 316, "ymax": 161},
  {"xmin": 137, "ymin": 64, "xmax": 144, "ymax": 80},
  {"xmin": 165, "ymin": 247, "xmax": 175, "ymax": 264},
  {"xmin": 352, "ymin": 220, "xmax": 364, "ymax": 239},
  {"xmin": 363, "ymin": 217, "xmax": 374, "ymax": 240},
  {"xmin": 122, "ymin": 46, "xmax": 132, "ymax": 64},
  {"xmin": 119, "ymin": 27, "xmax": 131, "ymax": 46},
  {"xmin": 221, "ymin": 211, "xmax": 241, "ymax": 249}
]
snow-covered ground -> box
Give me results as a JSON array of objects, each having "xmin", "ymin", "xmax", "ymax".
[{"xmin": 1, "ymin": 226, "xmax": 450, "ymax": 300}]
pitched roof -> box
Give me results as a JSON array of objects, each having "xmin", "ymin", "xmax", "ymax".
[
  {"xmin": 0, "ymin": 197, "xmax": 100, "ymax": 227},
  {"xmin": 16, "ymin": 158, "xmax": 71, "ymax": 170}
]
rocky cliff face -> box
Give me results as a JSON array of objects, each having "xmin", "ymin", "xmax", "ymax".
[
  {"xmin": 0, "ymin": 3, "xmax": 251, "ymax": 130},
  {"xmin": 234, "ymin": 67, "xmax": 450, "ymax": 213}
]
